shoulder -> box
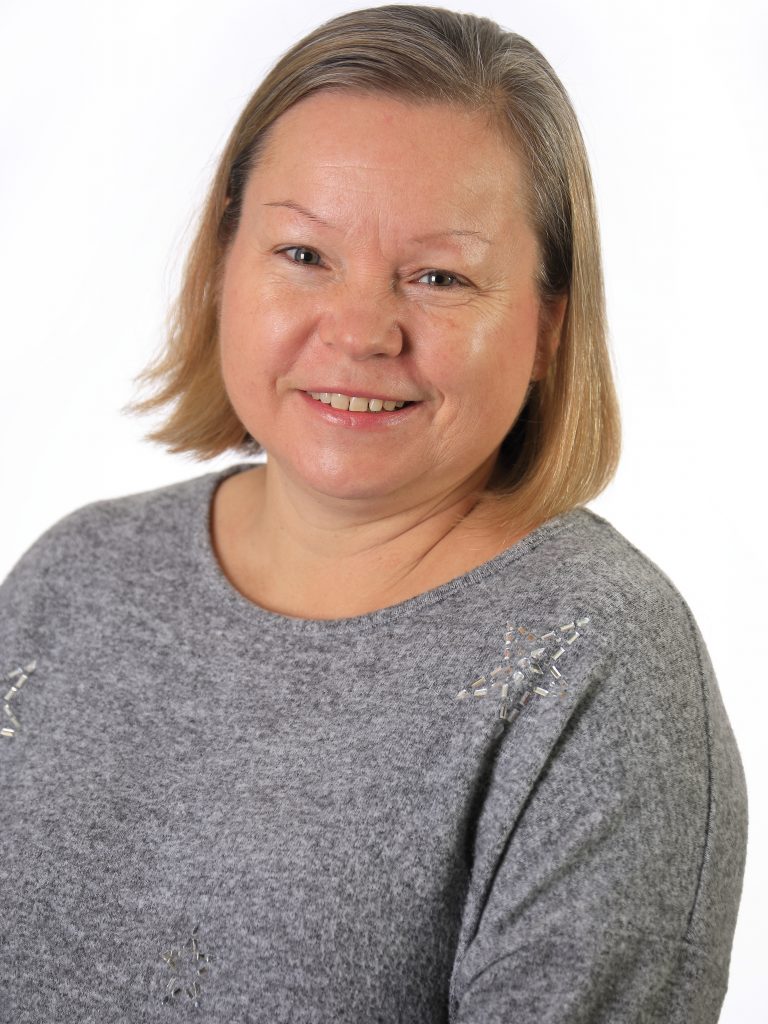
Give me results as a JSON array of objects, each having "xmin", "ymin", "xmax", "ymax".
[
  {"xmin": 514, "ymin": 507, "xmax": 747, "ymax": 855},
  {"xmin": 500, "ymin": 506, "xmax": 745, "ymax": 816},
  {"xmin": 528, "ymin": 510, "xmax": 747, "ymax": 952},
  {"xmin": 545, "ymin": 505, "xmax": 690, "ymax": 611},
  {"xmin": 1, "ymin": 468, "xmax": 224, "ymax": 601},
  {"xmin": 505, "ymin": 505, "xmax": 707, "ymax": 677}
]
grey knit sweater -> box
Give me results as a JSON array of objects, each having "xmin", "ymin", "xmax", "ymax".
[{"xmin": 0, "ymin": 462, "xmax": 747, "ymax": 1023}]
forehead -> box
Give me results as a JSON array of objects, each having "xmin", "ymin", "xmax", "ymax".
[{"xmin": 246, "ymin": 90, "xmax": 528, "ymax": 230}]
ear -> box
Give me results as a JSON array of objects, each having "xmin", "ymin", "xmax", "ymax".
[{"xmin": 531, "ymin": 293, "xmax": 568, "ymax": 382}]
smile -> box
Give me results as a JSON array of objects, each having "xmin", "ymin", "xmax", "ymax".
[{"xmin": 305, "ymin": 391, "xmax": 413, "ymax": 413}]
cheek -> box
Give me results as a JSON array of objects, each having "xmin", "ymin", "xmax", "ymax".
[
  {"xmin": 429, "ymin": 296, "xmax": 540, "ymax": 394},
  {"xmin": 218, "ymin": 269, "xmax": 316, "ymax": 384}
]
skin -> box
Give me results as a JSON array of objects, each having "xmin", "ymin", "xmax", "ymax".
[{"xmin": 212, "ymin": 90, "xmax": 566, "ymax": 618}]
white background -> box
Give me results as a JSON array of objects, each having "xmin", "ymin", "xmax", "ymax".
[{"xmin": 1, "ymin": 1, "xmax": 765, "ymax": 1017}]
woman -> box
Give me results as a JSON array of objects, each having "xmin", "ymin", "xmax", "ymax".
[{"xmin": 0, "ymin": 5, "xmax": 746, "ymax": 1022}]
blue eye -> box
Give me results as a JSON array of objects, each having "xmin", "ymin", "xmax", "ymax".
[
  {"xmin": 282, "ymin": 246, "xmax": 322, "ymax": 265},
  {"xmin": 418, "ymin": 270, "xmax": 461, "ymax": 287}
]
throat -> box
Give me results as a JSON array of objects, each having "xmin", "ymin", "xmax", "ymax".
[{"xmin": 209, "ymin": 464, "xmax": 519, "ymax": 620}]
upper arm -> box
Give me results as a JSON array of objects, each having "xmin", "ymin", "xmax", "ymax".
[{"xmin": 450, "ymin": 611, "xmax": 747, "ymax": 1023}]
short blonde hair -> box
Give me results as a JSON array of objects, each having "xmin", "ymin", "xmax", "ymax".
[{"xmin": 124, "ymin": 4, "xmax": 621, "ymax": 535}]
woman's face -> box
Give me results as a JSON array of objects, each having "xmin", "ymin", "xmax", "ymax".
[{"xmin": 218, "ymin": 90, "xmax": 562, "ymax": 507}]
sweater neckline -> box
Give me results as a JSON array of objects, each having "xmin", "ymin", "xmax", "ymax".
[{"xmin": 192, "ymin": 461, "xmax": 591, "ymax": 633}]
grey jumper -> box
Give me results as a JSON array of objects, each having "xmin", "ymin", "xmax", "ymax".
[{"xmin": 0, "ymin": 463, "xmax": 747, "ymax": 1022}]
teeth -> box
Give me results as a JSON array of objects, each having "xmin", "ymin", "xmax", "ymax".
[{"xmin": 307, "ymin": 391, "xmax": 411, "ymax": 414}]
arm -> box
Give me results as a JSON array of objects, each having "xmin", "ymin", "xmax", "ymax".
[{"xmin": 450, "ymin": 613, "xmax": 747, "ymax": 1023}]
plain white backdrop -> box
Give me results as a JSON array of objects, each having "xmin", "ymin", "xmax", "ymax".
[{"xmin": 1, "ymin": 0, "xmax": 765, "ymax": 1018}]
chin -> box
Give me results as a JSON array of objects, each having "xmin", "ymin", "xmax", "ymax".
[{"xmin": 283, "ymin": 454, "xmax": 412, "ymax": 503}]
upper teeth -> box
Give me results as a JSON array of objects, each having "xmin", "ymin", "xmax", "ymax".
[{"xmin": 307, "ymin": 392, "xmax": 408, "ymax": 413}]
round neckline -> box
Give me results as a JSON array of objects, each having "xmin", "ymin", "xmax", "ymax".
[{"xmin": 192, "ymin": 461, "xmax": 590, "ymax": 634}]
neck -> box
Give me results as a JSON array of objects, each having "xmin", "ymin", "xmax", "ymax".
[{"xmin": 223, "ymin": 456, "xmax": 505, "ymax": 619}]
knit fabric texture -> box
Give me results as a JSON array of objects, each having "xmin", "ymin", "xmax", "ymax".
[{"xmin": 0, "ymin": 462, "xmax": 748, "ymax": 1023}]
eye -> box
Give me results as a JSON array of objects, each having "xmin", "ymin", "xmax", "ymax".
[
  {"xmin": 279, "ymin": 246, "xmax": 323, "ymax": 266},
  {"xmin": 416, "ymin": 269, "xmax": 463, "ymax": 287}
]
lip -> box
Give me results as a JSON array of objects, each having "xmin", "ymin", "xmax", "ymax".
[
  {"xmin": 298, "ymin": 389, "xmax": 423, "ymax": 429},
  {"xmin": 302, "ymin": 387, "xmax": 416, "ymax": 403}
]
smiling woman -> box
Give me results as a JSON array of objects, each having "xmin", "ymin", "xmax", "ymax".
[
  {"xmin": 124, "ymin": 6, "xmax": 618, "ymax": 552},
  {"xmin": 209, "ymin": 90, "xmax": 568, "ymax": 615},
  {"xmin": 0, "ymin": 5, "xmax": 746, "ymax": 1023}
]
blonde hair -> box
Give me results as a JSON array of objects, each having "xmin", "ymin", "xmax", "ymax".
[{"xmin": 124, "ymin": 4, "xmax": 621, "ymax": 535}]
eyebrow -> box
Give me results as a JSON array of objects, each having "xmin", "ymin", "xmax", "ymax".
[{"xmin": 262, "ymin": 200, "xmax": 492, "ymax": 247}]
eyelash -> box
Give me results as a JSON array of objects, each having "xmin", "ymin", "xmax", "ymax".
[{"xmin": 276, "ymin": 246, "xmax": 467, "ymax": 288}]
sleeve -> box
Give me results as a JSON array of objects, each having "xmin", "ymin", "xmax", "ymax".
[
  {"xmin": 449, "ymin": 610, "xmax": 748, "ymax": 1024},
  {"xmin": 0, "ymin": 506, "xmax": 89, "ymax": 653},
  {"xmin": 0, "ymin": 533, "xmax": 48, "ymax": 650}
]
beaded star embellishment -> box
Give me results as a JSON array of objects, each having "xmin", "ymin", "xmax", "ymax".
[
  {"xmin": 457, "ymin": 617, "xmax": 590, "ymax": 721},
  {"xmin": 1, "ymin": 659, "xmax": 37, "ymax": 739},
  {"xmin": 160, "ymin": 922, "xmax": 218, "ymax": 1008}
]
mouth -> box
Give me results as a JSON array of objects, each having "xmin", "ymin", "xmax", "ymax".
[{"xmin": 304, "ymin": 391, "xmax": 417, "ymax": 414}]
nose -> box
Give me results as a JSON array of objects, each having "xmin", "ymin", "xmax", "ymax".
[{"xmin": 317, "ymin": 284, "xmax": 404, "ymax": 359}]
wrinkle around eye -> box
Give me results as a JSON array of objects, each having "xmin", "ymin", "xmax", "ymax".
[
  {"xmin": 415, "ymin": 269, "xmax": 467, "ymax": 288},
  {"xmin": 276, "ymin": 245, "xmax": 324, "ymax": 266},
  {"xmin": 269, "ymin": 247, "xmax": 479, "ymax": 302}
]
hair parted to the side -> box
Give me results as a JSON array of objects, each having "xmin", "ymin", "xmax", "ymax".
[{"xmin": 123, "ymin": 3, "xmax": 621, "ymax": 536}]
